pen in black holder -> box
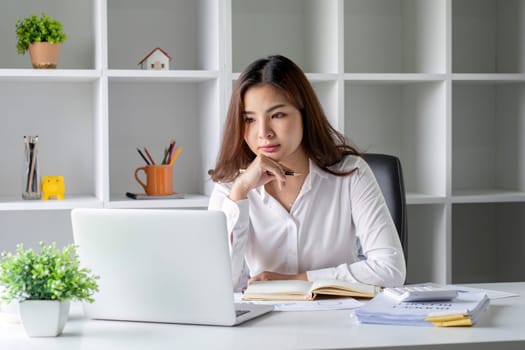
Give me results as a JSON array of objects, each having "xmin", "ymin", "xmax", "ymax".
[{"xmin": 22, "ymin": 135, "xmax": 41, "ymax": 200}]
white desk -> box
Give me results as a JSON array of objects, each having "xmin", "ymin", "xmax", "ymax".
[{"xmin": 1, "ymin": 282, "xmax": 524, "ymax": 350}]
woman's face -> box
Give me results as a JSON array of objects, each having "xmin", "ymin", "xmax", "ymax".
[{"xmin": 242, "ymin": 84, "xmax": 305, "ymax": 165}]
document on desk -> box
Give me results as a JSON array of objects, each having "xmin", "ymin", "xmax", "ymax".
[
  {"xmin": 446, "ymin": 284, "xmax": 519, "ymax": 299},
  {"xmin": 354, "ymin": 292, "xmax": 489, "ymax": 327},
  {"xmin": 405, "ymin": 282, "xmax": 518, "ymax": 300},
  {"xmin": 235, "ymin": 293, "xmax": 364, "ymax": 311}
]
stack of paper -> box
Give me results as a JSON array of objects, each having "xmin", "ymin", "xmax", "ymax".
[{"xmin": 354, "ymin": 292, "xmax": 489, "ymax": 327}]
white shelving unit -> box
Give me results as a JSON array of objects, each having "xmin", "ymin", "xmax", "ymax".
[{"xmin": 1, "ymin": 0, "xmax": 525, "ymax": 284}]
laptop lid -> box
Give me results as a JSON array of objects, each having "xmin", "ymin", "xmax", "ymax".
[{"xmin": 71, "ymin": 208, "xmax": 271, "ymax": 326}]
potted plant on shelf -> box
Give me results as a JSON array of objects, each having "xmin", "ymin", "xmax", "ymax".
[
  {"xmin": 15, "ymin": 13, "xmax": 67, "ymax": 69},
  {"xmin": 0, "ymin": 242, "xmax": 98, "ymax": 337}
]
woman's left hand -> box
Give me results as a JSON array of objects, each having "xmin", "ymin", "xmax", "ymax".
[{"xmin": 248, "ymin": 271, "xmax": 307, "ymax": 285}]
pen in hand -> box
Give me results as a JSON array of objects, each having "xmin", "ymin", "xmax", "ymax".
[{"xmin": 239, "ymin": 168, "xmax": 303, "ymax": 176}]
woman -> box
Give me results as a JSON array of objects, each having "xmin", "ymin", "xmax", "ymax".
[{"xmin": 208, "ymin": 55, "xmax": 405, "ymax": 290}]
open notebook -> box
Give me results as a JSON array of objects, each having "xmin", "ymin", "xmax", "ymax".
[{"xmin": 71, "ymin": 208, "xmax": 273, "ymax": 326}]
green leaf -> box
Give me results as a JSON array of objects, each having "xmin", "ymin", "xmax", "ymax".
[
  {"xmin": 15, "ymin": 12, "xmax": 67, "ymax": 55},
  {"xmin": 0, "ymin": 242, "xmax": 98, "ymax": 302}
]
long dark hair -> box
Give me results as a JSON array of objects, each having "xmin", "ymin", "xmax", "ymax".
[{"xmin": 209, "ymin": 55, "xmax": 359, "ymax": 183}]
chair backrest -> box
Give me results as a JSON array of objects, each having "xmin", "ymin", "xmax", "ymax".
[{"xmin": 363, "ymin": 153, "xmax": 408, "ymax": 260}]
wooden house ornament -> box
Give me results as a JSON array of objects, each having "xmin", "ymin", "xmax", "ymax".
[{"xmin": 139, "ymin": 47, "xmax": 172, "ymax": 70}]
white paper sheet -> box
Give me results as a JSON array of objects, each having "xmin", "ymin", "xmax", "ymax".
[{"xmin": 446, "ymin": 284, "xmax": 519, "ymax": 300}]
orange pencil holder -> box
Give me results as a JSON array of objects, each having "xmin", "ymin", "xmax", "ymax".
[{"xmin": 134, "ymin": 164, "xmax": 173, "ymax": 196}]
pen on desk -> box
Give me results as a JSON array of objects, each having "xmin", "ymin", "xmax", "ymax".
[
  {"xmin": 137, "ymin": 148, "xmax": 150, "ymax": 165},
  {"xmin": 143, "ymin": 147, "xmax": 156, "ymax": 165},
  {"xmin": 238, "ymin": 168, "xmax": 303, "ymax": 176}
]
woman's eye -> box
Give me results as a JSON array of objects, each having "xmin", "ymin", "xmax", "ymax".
[
  {"xmin": 244, "ymin": 117, "xmax": 255, "ymax": 124},
  {"xmin": 272, "ymin": 112, "xmax": 285, "ymax": 119}
]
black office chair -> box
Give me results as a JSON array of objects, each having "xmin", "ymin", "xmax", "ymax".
[{"xmin": 363, "ymin": 153, "xmax": 408, "ymax": 261}]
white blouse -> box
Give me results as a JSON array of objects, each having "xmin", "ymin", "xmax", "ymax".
[{"xmin": 208, "ymin": 155, "xmax": 406, "ymax": 290}]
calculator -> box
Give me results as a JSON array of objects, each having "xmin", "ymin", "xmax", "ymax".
[{"xmin": 383, "ymin": 285, "xmax": 458, "ymax": 302}]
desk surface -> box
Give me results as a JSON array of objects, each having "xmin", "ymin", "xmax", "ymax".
[{"xmin": 1, "ymin": 282, "xmax": 524, "ymax": 350}]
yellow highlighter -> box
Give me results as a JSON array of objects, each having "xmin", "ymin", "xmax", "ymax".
[{"xmin": 169, "ymin": 147, "xmax": 182, "ymax": 166}]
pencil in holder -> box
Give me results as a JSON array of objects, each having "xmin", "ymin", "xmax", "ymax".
[{"xmin": 22, "ymin": 135, "xmax": 41, "ymax": 200}]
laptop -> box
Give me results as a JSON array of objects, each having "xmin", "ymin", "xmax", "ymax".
[{"xmin": 71, "ymin": 208, "xmax": 273, "ymax": 326}]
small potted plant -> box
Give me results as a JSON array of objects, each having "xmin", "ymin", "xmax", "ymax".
[
  {"xmin": 0, "ymin": 242, "xmax": 98, "ymax": 337},
  {"xmin": 15, "ymin": 13, "xmax": 67, "ymax": 69}
]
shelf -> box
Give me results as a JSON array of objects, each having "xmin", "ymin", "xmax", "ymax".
[
  {"xmin": 108, "ymin": 80, "xmax": 220, "ymax": 197},
  {"xmin": 0, "ymin": 0, "xmax": 96, "ymax": 70},
  {"xmin": 344, "ymin": 81, "xmax": 446, "ymax": 197},
  {"xmin": 0, "ymin": 196, "xmax": 102, "ymax": 211},
  {"xmin": 452, "ymin": 202, "xmax": 525, "ymax": 283},
  {"xmin": 1, "ymin": 0, "xmax": 524, "ymax": 286},
  {"xmin": 452, "ymin": 82, "xmax": 525, "ymax": 195},
  {"xmin": 452, "ymin": 190, "xmax": 525, "ymax": 204},
  {"xmin": 406, "ymin": 193, "xmax": 446, "ymax": 205},
  {"xmin": 305, "ymin": 73, "xmax": 340, "ymax": 82},
  {"xmin": 406, "ymin": 204, "xmax": 447, "ymax": 284},
  {"xmin": 0, "ymin": 69, "xmax": 99, "ymax": 82},
  {"xmin": 232, "ymin": 0, "xmax": 338, "ymax": 74},
  {"xmin": 232, "ymin": 73, "xmax": 339, "ymax": 82},
  {"xmin": 344, "ymin": 73, "xmax": 446, "ymax": 82},
  {"xmin": 344, "ymin": 0, "xmax": 446, "ymax": 73},
  {"xmin": 107, "ymin": 0, "xmax": 219, "ymax": 71},
  {"xmin": 453, "ymin": 0, "xmax": 525, "ymax": 74},
  {"xmin": 0, "ymin": 81, "xmax": 97, "ymax": 200},
  {"xmin": 452, "ymin": 73, "xmax": 525, "ymax": 83},
  {"xmin": 107, "ymin": 70, "xmax": 219, "ymax": 82},
  {"xmin": 107, "ymin": 194, "xmax": 209, "ymax": 209}
]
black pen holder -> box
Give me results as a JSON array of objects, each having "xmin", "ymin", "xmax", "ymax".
[{"xmin": 22, "ymin": 135, "xmax": 41, "ymax": 200}]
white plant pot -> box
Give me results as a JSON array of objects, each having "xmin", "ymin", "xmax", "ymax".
[{"xmin": 18, "ymin": 300, "xmax": 70, "ymax": 337}]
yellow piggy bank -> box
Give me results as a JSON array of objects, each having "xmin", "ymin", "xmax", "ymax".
[{"xmin": 41, "ymin": 176, "xmax": 65, "ymax": 200}]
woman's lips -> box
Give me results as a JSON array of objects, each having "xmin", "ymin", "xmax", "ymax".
[{"xmin": 259, "ymin": 144, "xmax": 280, "ymax": 153}]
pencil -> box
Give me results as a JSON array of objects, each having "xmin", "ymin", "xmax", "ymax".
[
  {"xmin": 137, "ymin": 148, "xmax": 150, "ymax": 165},
  {"xmin": 161, "ymin": 147, "xmax": 169, "ymax": 165},
  {"xmin": 143, "ymin": 147, "xmax": 156, "ymax": 165},
  {"xmin": 239, "ymin": 168, "xmax": 303, "ymax": 176},
  {"xmin": 24, "ymin": 136, "xmax": 29, "ymax": 162},
  {"xmin": 169, "ymin": 147, "xmax": 182, "ymax": 166},
  {"xmin": 167, "ymin": 140, "xmax": 176, "ymax": 164},
  {"xmin": 27, "ymin": 141, "xmax": 38, "ymax": 192}
]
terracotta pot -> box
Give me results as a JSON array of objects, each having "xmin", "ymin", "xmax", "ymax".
[{"xmin": 28, "ymin": 42, "xmax": 61, "ymax": 69}]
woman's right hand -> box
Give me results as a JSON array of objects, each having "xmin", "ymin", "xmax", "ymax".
[{"xmin": 229, "ymin": 155, "xmax": 288, "ymax": 201}]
